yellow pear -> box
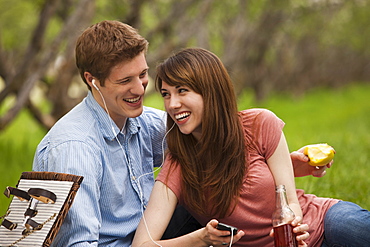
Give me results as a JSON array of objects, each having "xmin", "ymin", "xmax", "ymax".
[{"xmin": 304, "ymin": 143, "xmax": 335, "ymax": 166}]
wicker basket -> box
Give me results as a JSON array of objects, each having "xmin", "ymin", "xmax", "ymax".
[{"xmin": 0, "ymin": 172, "xmax": 83, "ymax": 247}]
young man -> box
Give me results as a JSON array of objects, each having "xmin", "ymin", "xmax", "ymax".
[
  {"xmin": 33, "ymin": 20, "xmax": 167, "ymax": 246},
  {"xmin": 33, "ymin": 20, "xmax": 331, "ymax": 246}
]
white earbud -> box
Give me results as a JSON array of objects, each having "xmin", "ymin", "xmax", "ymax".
[{"xmin": 92, "ymin": 79, "xmax": 100, "ymax": 91}]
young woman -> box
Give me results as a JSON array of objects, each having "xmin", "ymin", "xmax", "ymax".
[{"xmin": 132, "ymin": 48, "xmax": 370, "ymax": 247}]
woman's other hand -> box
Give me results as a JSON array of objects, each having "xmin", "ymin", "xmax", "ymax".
[{"xmin": 270, "ymin": 216, "xmax": 309, "ymax": 247}]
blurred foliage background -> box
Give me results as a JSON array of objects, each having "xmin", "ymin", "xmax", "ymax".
[
  {"xmin": 0, "ymin": 0, "xmax": 369, "ymax": 130},
  {"xmin": 0, "ymin": 0, "xmax": 369, "ymax": 214}
]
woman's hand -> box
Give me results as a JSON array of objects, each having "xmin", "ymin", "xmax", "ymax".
[
  {"xmin": 291, "ymin": 216, "xmax": 310, "ymax": 247},
  {"xmin": 201, "ymin": 219, "xmax": 245, "ymax": 246},
  {"xmin": 270, "ymin": 216, "xmax": 309, "ymax": 247},
  {"xmin": 291, "ymin": 146, "xmax": 334, "ymax": 177}
]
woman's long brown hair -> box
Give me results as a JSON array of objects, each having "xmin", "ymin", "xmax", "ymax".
[{"xmin": 156, "ymin": 48, "xmax": 246, "ymax": 218}]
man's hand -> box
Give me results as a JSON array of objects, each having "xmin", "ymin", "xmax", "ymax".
[{"xmin": 291, "ymin": 146, "xmax": 334, "ymax": 177}]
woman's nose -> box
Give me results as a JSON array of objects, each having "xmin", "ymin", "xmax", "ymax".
[{"xmin": 168, "ymin": 96, "xmax": 181, "ymax": 109}]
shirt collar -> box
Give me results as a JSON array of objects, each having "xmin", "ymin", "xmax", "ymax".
[{"xmin": 86, "ymin": 92, "xmax": 140, "ymax": 141}]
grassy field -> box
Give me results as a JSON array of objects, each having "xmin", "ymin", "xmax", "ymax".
[
  {"xmin": 242, "ymin": 83, "xmax": 370, "ymax": 208},
  {"xmin": 0, "ymin": 83, "xmax": 369, "ymax": 215}
]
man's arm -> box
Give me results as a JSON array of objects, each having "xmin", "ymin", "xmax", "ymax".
[{"xmin": 33, "ymin": 141, "xmax": 102, "ymax": 246}]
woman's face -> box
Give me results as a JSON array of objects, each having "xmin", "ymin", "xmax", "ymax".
[{"xmin": 160, "ymin": 81, "xmax": 204, "ymax": 140}]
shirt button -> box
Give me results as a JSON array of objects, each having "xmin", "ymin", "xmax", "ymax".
[{"xmin": 132, "ymin": 176, "xmax": 136, "ymax": 180}]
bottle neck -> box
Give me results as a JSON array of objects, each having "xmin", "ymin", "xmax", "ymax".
[
  {"xmin": 273, "ymin": 185, "xmax": 295, "ymax": 227},
  {"xmin": 275, "ymin": 185, "xmax": 289, "ymax": 208}
]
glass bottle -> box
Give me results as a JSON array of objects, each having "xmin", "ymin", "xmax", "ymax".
[{"xmin": 272, "ymin": 185, "xmax": 298, "ymax": 247}]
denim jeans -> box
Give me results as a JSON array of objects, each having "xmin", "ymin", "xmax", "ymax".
[{"xmin": 321, "ymin": 201, "xmax": 370, "ymax": 247}]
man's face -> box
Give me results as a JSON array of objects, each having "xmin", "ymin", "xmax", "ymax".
[{"xmin": 93, "ymin": 52, "xmax": 149, "ymax": 129}]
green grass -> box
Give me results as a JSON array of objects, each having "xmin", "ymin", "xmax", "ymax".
[
  {"xmin": 239, "ymin": 83, "xmax": 370, "ymax": 208},
  {"xmin": 0, "ymin": 110, "xmax": 46, "ymax": 214},
  {"xmin": 1, "ymin": 83, "xmax": 369, "ymax": 215}
]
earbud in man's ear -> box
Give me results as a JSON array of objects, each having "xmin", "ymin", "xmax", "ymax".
[{"xmin": 92, "ymin": 79, "xmax": 100, "ymax": 91}]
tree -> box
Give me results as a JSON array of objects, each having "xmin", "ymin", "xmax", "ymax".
[
  {"xmin": 0, "ymin": 0, "xmax": 95, "ymax": 130},
  {"xmin": 0, "ymin": 0, "xmax": 369, "ymax": 131}
]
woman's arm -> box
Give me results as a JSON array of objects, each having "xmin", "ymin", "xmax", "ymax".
[
  {"xmin": 132, "ymin": 181, "xmax": 179, "ymax": 246},
  {"xmin": 132, "ymin": 181, "xmax": 244, "ymax": 247},
  {"xmin": 267, "ymin": 133, "xmax": 301, "ymax": 217},
  {"xmin": 267, "ymin": 132, "xmax": 309, "ymax": 245},
  {"xmin": 132, "ymin": 181, "xmax": 206, "ymax": 247}
]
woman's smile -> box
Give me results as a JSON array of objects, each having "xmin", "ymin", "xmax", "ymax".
[{"xmin": 175, "ymin": 111, "xmax": 191, "ymax": 122}]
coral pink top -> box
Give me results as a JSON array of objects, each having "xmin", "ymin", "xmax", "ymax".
[{"xmin": 157, "ymin": 108, "xmax": 338, "ymax": 247}]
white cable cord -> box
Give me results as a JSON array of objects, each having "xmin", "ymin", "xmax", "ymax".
[
  {"xmin": 97, "ymin": 88, "xmax": 174, "ymax": 246},
  {"xmin": 229, "ymin": 231, "xmax": 234, "ymax": 247},
  {"xmin": 136, "ymin": 122, "xmax": 175, "ymax": 182},
  {"xmin": 136, "ymin": 123, "xmax": 175, "ymax": 247}
]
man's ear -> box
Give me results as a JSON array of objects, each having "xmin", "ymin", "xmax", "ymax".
[{"xmin": 84, "ymin": 72, "xmax": 94, "ymax": 88}]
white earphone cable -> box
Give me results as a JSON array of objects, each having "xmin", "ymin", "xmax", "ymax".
[
  {"xmin": 96, "ymin": 86, "xmax": 173, "ymax": 246},
  {"xmin": 229, "ymin": 231, "xmax": 234, "ymax": 247}
]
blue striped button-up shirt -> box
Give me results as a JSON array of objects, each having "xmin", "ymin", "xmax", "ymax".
[{"xmin": 33, "ymin": 92, "xmax": 166, "ymax": 246}]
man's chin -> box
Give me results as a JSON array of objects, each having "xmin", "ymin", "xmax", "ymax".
[{"xmin": 127, "ymin": 107, "xmax": 144, "ymax": 118}]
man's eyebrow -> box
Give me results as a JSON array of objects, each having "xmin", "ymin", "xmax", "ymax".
[
  {"xmin": 141, "ymin": 67, "xmax": 149, "ymax": 73},
  {"xmin": 114, "ymin": 68, "xmax": 149, "ymax": 82}
]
